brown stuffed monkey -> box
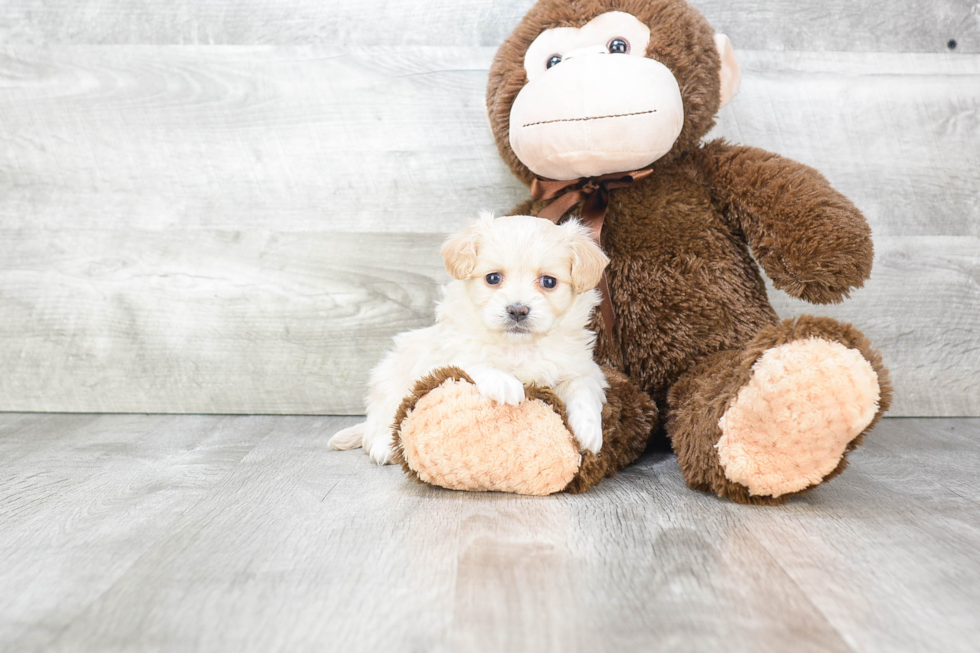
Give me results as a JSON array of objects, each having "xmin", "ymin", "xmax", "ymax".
[{"xmin": 392, "ymin": 0, "xmax": 891, "ymax": 504}]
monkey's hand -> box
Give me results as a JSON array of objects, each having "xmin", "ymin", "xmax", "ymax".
[{"xmin": 698, "ymin": 139, "xmax": 874, "ymax": 304}]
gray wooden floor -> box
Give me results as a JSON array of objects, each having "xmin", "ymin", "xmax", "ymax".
[{"xmin": 1, "ymin": 415, "xmax": 978, "ymax": 653}]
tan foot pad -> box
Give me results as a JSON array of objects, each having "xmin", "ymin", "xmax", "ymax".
[
  {"xmin": 398, "ymin": 378, "xmax": 581, "ymax": 495},
  {"xmin": 716, "ymin": 338, "xmax": 881, "ymax": 498}
]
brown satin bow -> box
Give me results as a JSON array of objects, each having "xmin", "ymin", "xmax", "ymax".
[{"xmin": 530, "ymin": 168, "xmax": 653, "ymax": 335}]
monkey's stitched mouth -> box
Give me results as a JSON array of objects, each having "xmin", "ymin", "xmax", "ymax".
[{"xmin": 522, "ymin": 109, "xmax": 656, "ymax": 128}]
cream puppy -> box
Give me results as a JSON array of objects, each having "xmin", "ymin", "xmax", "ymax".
[{"xmin": 329, "ymin": 212, "xmax": 610, "ymax": 464}]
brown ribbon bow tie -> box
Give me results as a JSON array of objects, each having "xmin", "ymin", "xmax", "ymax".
[{"xmin": 530, "ymin": 168, "xmax": 653, "ymax": 335}]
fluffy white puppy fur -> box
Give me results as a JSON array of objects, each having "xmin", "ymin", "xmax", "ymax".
[{"xmin": 329, "ymin": 212, "xmax": 610, "ymax": 464}]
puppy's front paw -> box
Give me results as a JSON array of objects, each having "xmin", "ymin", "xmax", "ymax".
[
  {"xmin": 568, "ymin": 406, "xmax": 603, "ymax": 454},
  {"xmin": 367, "ymin": 437, "xmax": 395, "ymax": 465},
  {"xmin": 471, "ymin": 369, "xmax": 525, "ymax": 406}
]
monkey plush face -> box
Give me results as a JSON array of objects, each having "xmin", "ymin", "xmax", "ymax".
[
  {"xmin": 510, "ymin": 11, "xmax": 685, "ymax": 180},
  {"xmin": 488, "ymin": 0, "xmax": 741, "ymax": 183}
]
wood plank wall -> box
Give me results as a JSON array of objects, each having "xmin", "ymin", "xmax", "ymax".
[{"xmin": 0, "ymin": 1, "xmax": 977, "ymax": 416}]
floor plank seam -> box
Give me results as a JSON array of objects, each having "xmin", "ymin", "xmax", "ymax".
[
  {"xmin": 742, "ymin": 527, "xmax": 860, "ymax": 653},
  {"xmin": 26, "ymin": 416, "xmax": 281, "ymax": 651}
]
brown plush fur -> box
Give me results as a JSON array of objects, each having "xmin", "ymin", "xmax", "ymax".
[
  {"xmin": 491, "ymin": 0, "xmax": 888, "ymax": 503},
  {"xmin": 391, "ymin": 366, "xmax": 657, "ymax": 493},
  {"xmin": 565, "ymin": 366, "xmax": 659, "ymax": 493}
]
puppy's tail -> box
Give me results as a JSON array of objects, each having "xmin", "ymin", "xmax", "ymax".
[{"xmin": 328, "ymin": 422, "xmax": 366, "ymax": 450}]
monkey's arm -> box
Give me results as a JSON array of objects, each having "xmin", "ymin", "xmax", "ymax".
[{"xmin": 697, "ymin": 139, "xmax": 873, "ymax": 304}]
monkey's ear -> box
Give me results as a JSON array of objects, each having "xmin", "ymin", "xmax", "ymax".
[
  {"xmin": 564, "ymin": 222, "xmax": 610, "ymax": 293},
  {"xmin": 441, "ymin": 223, "xmax": 482, "ymax": 280},
  {"xmin": 714, "ymin": 34, "xmax": 741, "ymax": 108}
]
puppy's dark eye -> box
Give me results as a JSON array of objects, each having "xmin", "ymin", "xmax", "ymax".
[
  {"xmin": 546, "ymin": 55, "xmax": 562, "ymax": 69},
  {"xmin": 486, "ymin": 272, "xmax": 503, "ymax": 285},
  {"xmin": 608, "ymin": 38, "xmax": 629, "ymax": 54},
  {"xmin": 540, "ymin": 276, "xmax": 557, "ymax": 289}
]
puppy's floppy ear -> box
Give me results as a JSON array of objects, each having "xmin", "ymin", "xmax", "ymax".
[
  {"xmin": 441, "ymin": 224, "xmax": 481, "ymax": 280},
  {"xmin": 563, "ymin": 220, "xmax": 610, "ymax": 293}
]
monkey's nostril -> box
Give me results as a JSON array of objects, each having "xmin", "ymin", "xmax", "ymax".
[{"xmin": 506, "ymin": 304, "xmax": 531, "ymax": 322}]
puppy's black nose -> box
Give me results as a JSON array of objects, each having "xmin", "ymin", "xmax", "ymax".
[{"xmin": 506, "ymin": 304, "xmax": 531, "ymax": 323}]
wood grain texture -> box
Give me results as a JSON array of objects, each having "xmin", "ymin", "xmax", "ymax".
[
  {"xmin": 450, "ymin": 470, "xmax": 853, "ymax": 653},
  {"xmin": 0, "ymin": 45, "xmax": 529, "ymax": 235},
  {"xmin": 1, "ymin": 414, "xmax": 978, "ymax": 652},
  {"xmin": 42, "ymin": 415, "xmax": 463, "ymax": 653},
  {"xmin": 738, "ymin": 419, "xmax": 980, "ymax": 653},
  {"xmin": 0, "ymin": 230, "xmax": 448, "ymax": 414},
  {"xmin": 1, "ymin": 230, "xmax": 976, "ymax": 416},
  {"xmin": 0, "ymin": 413, "xmax": 278, "ymax": 652},
  {"xmin": 0, "ymin": 0, "xmax": 976, "ymax": 53},
  {"xmin": 0, "ymin": 48, "xmax": 976, "ymax": 237},
  {"xmin": 0, "ymin": 47, "xmax": 976, "ymax": 415}
]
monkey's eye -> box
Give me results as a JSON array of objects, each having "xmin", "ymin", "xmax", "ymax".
[
  {"xmin": 540, "ymin": 276, "xmax": 557, "ymax": 289},
  {"xmin": 486, "ymin": 272, "xmax": 503, "ymax": 286},
  {"xmin": 546, "ymin": 55, "xmax": 562, "ymax": 69},
  {"xmin": 608, "ymin": 38, "xmax": 630, "ymax": 54}
]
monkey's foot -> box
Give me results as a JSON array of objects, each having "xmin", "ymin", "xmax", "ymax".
[{"xmin": 715, "ymin": 337, "xmax": 881, "ymax": 498}]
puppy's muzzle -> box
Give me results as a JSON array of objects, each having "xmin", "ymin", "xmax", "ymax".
[{"xmin": 506, "ymin": 304, "xmax": 531, "ymax": 324}]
